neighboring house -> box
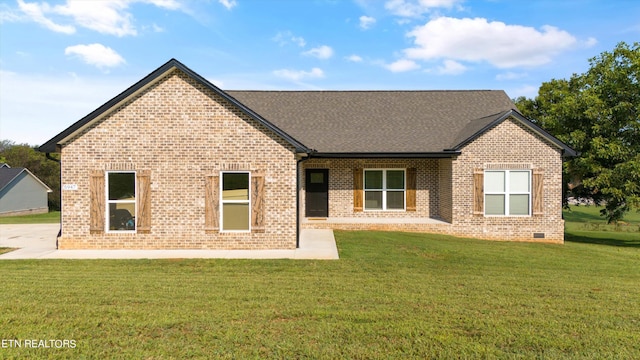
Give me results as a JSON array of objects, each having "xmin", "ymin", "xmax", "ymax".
[
  {"xmin": 38, "ymin": 59, "xmax": 577, "ymax": 250},
  {"xmin": 0, "ymin": 164, "xmax": 52, "ymax": 217}
]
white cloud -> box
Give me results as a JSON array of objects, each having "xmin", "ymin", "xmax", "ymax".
[
  {"xmin": 384, "ymin": 0, "xmax": 462, "ymax": 18},
  {"xmin": 437, "ymin": 59, "xmax": 466, "ymax": 75},
  {"xmin": 303, "ymin": 45, "xmax": 334, "ymax": 59},
  {"xmin": 53, "ymin": 0, "xmax": 137, "ymax": 37},
  {"xmin": 496, "ymin": 71, "xmax": 528, "ymax": 81},
  {"xmin": 142, "ymin": 0, "xmax": 182, "ymax": 10},
  {"xmin": 272, "ymin": 31, "xmax": 306, "ymax": 47},
  {"xmin": 346, "ymin": 54, "xmax": 363, "ymax": 62},
  {"xmin": 65, "ymin": 43, "xmax": 126, "ymax": 69},
  {"xmin": 585, "ymin": 37, "xmax": 598, "ymax": 47},
  {"xmin": 17, "ymin": 0, "xmax": 75, "ymax": 34},
  {"xmin": 359, "ymin": 15, "xmax": 376, "ymax": 29},
  {"xmin": 386, "ymin": 59, "xmax": 420, "ymax": 72},
  {"xmin": 151, "ymin": 23, "xmax": 164, "ymax": 32},
  {"xmin": 16, "ymin": 0, "xmax": 185, "ymax": 37},
  {"xmin": 218, "ymin": 0, "xmax": 237, "ymax": 10},
  {"xmin": 404, "ymin": 17, "xmax": 577, "ymax": 68},
  {"xmin": 273, "ymin": 68, "xmax": 325, "ymax": 81}
]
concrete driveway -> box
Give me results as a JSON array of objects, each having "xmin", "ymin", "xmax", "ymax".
[
  {"xmin": 0, "ymin": 224, "xmax": 339, "ymax": 260},
  {"xmin": 0, "ymin": 223, "xmax": 59, "ymax": 259}
]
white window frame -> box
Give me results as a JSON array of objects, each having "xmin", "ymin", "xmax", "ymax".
[
  {"xmin": 220, "ymin": 171, "xmax": 251, "ymax": 232},
  {"xmin": 484, "ymin": 170, "xmax": 531, "ymax": 217},
  {"xmin": 105, "ymin": 171, "xmax": 137, "ymax": 233},
  {"xmin": 363, "ymin": 168, "xmax": 406, "ymax": 211}
]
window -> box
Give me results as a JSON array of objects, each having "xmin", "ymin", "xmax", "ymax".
[
  {"xmin": 221, "ymin": 172, "xmax": 250, "ymax": 231},
  {"xmin": 364, "ymin": 169, "xmax": 405, "ymax": 211},
  {"xmin": 107, "ymin": 172, "xmax": 136, "ymax": 231},
  {"xmin": 484, "ymin": 170, "xmax": 531, "ymax": 216}
]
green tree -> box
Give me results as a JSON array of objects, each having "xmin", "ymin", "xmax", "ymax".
[
  {"xmin": 0, "ymin": 140, "xmax": 61, "ymax": 211},
  {"xmin": 515, "ymin": 42, "xmax": 640, "ymax": 223}
]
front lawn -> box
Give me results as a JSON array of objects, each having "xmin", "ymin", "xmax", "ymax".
[
  {"xmin": 1, "ymin": 230, "xmax": 639, "ymax": 358},
  {"xmin": 564, "ymin": 205, "xmax": 640, "ymax": 246},
  {"xmin": 0, "ymin": 211, "xmax": 60, "ymax": 224}
]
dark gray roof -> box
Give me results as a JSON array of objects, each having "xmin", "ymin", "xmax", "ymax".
[
  {"xmin": 0, "ymin": 167, "xmax": 26, "ymax": 191},
  {"xmin": 38, "ymin": 59, "xmax": 309, "ymax": 153},
  {"xmin": 0, "ymin": 167, "xmax": 53, "ymax": 192},
  {"xmin": 227, "ymin": 90, "xmax": 517, "ymax": 153},
  {"xmin": 38, "ymin": 59, "xmax": 576, "ymax": 157}
]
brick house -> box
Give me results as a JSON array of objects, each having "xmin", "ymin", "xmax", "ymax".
[{"xmin": 38, "ymin": 59, "xmax": 576, "ymax": 250}]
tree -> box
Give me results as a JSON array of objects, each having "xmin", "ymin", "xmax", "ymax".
[
  {"xmin": 0, "ymin": 140, "xmax": 61, "ymax": 211},
  {"xmin": 515, "ymin": 42, "xmax": 640, "ymax": 223}
]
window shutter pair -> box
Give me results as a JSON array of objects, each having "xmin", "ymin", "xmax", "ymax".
[
  {"xmin": 89, "ymin": 170, "xmax": 152, "ymax": 234},
  {"xmin": 204, "ymin": 173, "xmax": 265, "ymax": 233},
  {"xmin": 352, "ymin": 168, "xmax": 417, "ymax": 212},
  {"xmin": 472, "ymin": 168, "xmax": 544, "ymax": 216}
]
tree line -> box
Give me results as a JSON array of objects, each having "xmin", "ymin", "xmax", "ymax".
[{"xmin": 515, "ymin": 42, "xmax": 639, "ymax": 223}]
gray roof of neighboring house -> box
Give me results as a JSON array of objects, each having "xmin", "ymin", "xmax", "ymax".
[
  {"xmin": 38, "ymin": 58, "xmax": 577, "ymax": 157},
  {"xmin": 227, "ymin": 90, "xmax": 518, "ymax": 154},
  {"xmin": 0, "ymin": 166, "xmax": 53, "ymax": 193}
]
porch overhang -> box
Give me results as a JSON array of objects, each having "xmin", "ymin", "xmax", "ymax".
[{"xmin": 308, "ymin": 152, "xmax": 461, "ymax": 159}]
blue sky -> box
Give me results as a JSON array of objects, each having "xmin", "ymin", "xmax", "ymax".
[{"xmin": 1, "ymin": 0, "xmax": 638, "ymax": 145}]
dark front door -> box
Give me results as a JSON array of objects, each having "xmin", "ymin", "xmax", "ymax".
[{"xmin": 306, "ymin": 169, "xmax": 329, "ymax": 217}]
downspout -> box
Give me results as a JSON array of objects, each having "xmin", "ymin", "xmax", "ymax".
[
  {"xmin": 296, "ymin": 152, "xmax": 311, "ymax": 248},
  {"xmin": 45, "ymin": 153, "xmax": 61, "ymax": 249}
]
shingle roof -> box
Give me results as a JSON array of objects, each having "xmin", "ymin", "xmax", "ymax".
[
  {"xmin": 37, "ymin": 58, "xmax": 576, "ymax": 157},
  {"xmin": 0, "ymin": 167, "xmax": 53, "ymax": 193},
  {"xmin": 227, "ymin": 90, "xmax": 517, "ymax": 153},
  {"xmin": 0, "ymin": 167, "xmax": 24, "ymax": 191}
]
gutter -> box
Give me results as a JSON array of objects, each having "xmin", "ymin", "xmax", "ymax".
[
  {"xmin": 295, "ymin": 153, "xmax": 310, "ymax": 248},
  {"xmin": 45, "ymin": 153, "xmax": 62, "ymax": 249},
  {"xmin": 309, "ymin": 151, "xmax": 460, "ymax": 159}
]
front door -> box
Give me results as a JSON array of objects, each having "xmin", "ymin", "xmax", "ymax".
[{"xmin": 305, "ymin": 169, "xmax": 329, "ymax": 217}]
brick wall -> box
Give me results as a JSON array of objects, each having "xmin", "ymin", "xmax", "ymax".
[
  {"xmin": 450, "ymin": 118, "xmax": 565, "ymax": 242},
  {"xmin": 301, "ymin": 158, "xmax": 442, "ymax": 219},
  {"xmin": 300, "ymin": 118, "xmax": 565, "ymax": 243},
  {"xmin": 59, "ymin": 69, "xmax": 298, "ymax": 249}
]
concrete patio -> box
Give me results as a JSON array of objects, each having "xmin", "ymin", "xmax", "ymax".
[{"xmin": 0, "ymin": 224, "xmax": 339, "ymax": 260}]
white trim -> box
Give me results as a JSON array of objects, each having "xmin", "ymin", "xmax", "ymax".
[
  {"xmin": 105, "ymin": 171, "xmax": 137, "ymax": 233},
  {"xmin": 484, "ymin": 169, "xmax": 531, "ymax": 217},
  {"xmin": 363, "ymin": 168, "xmax": 406, "ymax": 212},
  {"xmin": 57, "ymin": 68, "xmax": 178, "ymax": 147},
  {"xmin": 220, "ymin": 171, "xmax": 251, "ymax": 232}
]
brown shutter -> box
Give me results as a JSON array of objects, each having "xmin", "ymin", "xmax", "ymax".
[
  {"xmin": 533, "ymin": 169, "xmax": 544, "ymax": 216},
  {"xmin": 251, "ymin": 173, "xmax": 265, "ymax": 233},
  {"xmin": 406, "ymin": 168, "xmax": 417, "ymax": 212},
  {"xmin": 353, "ymin": 168, "xmax": 363, "ymax": 212},
  {"xmin": 90, "ymin": 170, "xmax": 105, "ymax": 234},
  {"xmin": 473, "ymin": 168, "xmax": 484, "ymax": 215},
  {"xmin": 136, "ymin": 170, "xmax": 151, "ymax": 234},
  {"xmin": 205, "ymin": 175, "xmax": 219, "ymax": 233}
]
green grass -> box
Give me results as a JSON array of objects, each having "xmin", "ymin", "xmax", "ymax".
[
  {"xmin": 0, "ymin": 211, "xmax": 60, "ymax": 224},
  {"xmin": 564, "ymin": 205, "xmax": 640, "ymax": 246},
  {"xmin": 1, "ymin": 229, "xmax": 639, "ymax": 358}
]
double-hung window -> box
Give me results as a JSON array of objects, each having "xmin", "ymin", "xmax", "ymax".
[
  {"xmin": 107, "ymin": 172, "xmax": 136, "ymax": 231},
  {"xmin": 364, "ymin": 169, "xmax": 405, "ymax": 211},
  {"xmin": 484, "ymin": 170, "xmax": 531, "ymax": 216},
  {"xmin": 221, "ymin": 172, "xmax": 250, "ymax": 231}
]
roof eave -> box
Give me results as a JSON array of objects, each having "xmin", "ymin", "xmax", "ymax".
[
  {"xmin": 0, "ymin": 168, "xmax": 53, "ymax": 193},
  {"xmin": 449, "ymin": 109, "xmax": 578, "ymax": 157},
  {"xmin": 38, "ymin": 59, "xmax": 310, "ymax": 154},
  {"xmin": 309, "ymin": 151, "xmax": 461, "ymax": 159}
]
